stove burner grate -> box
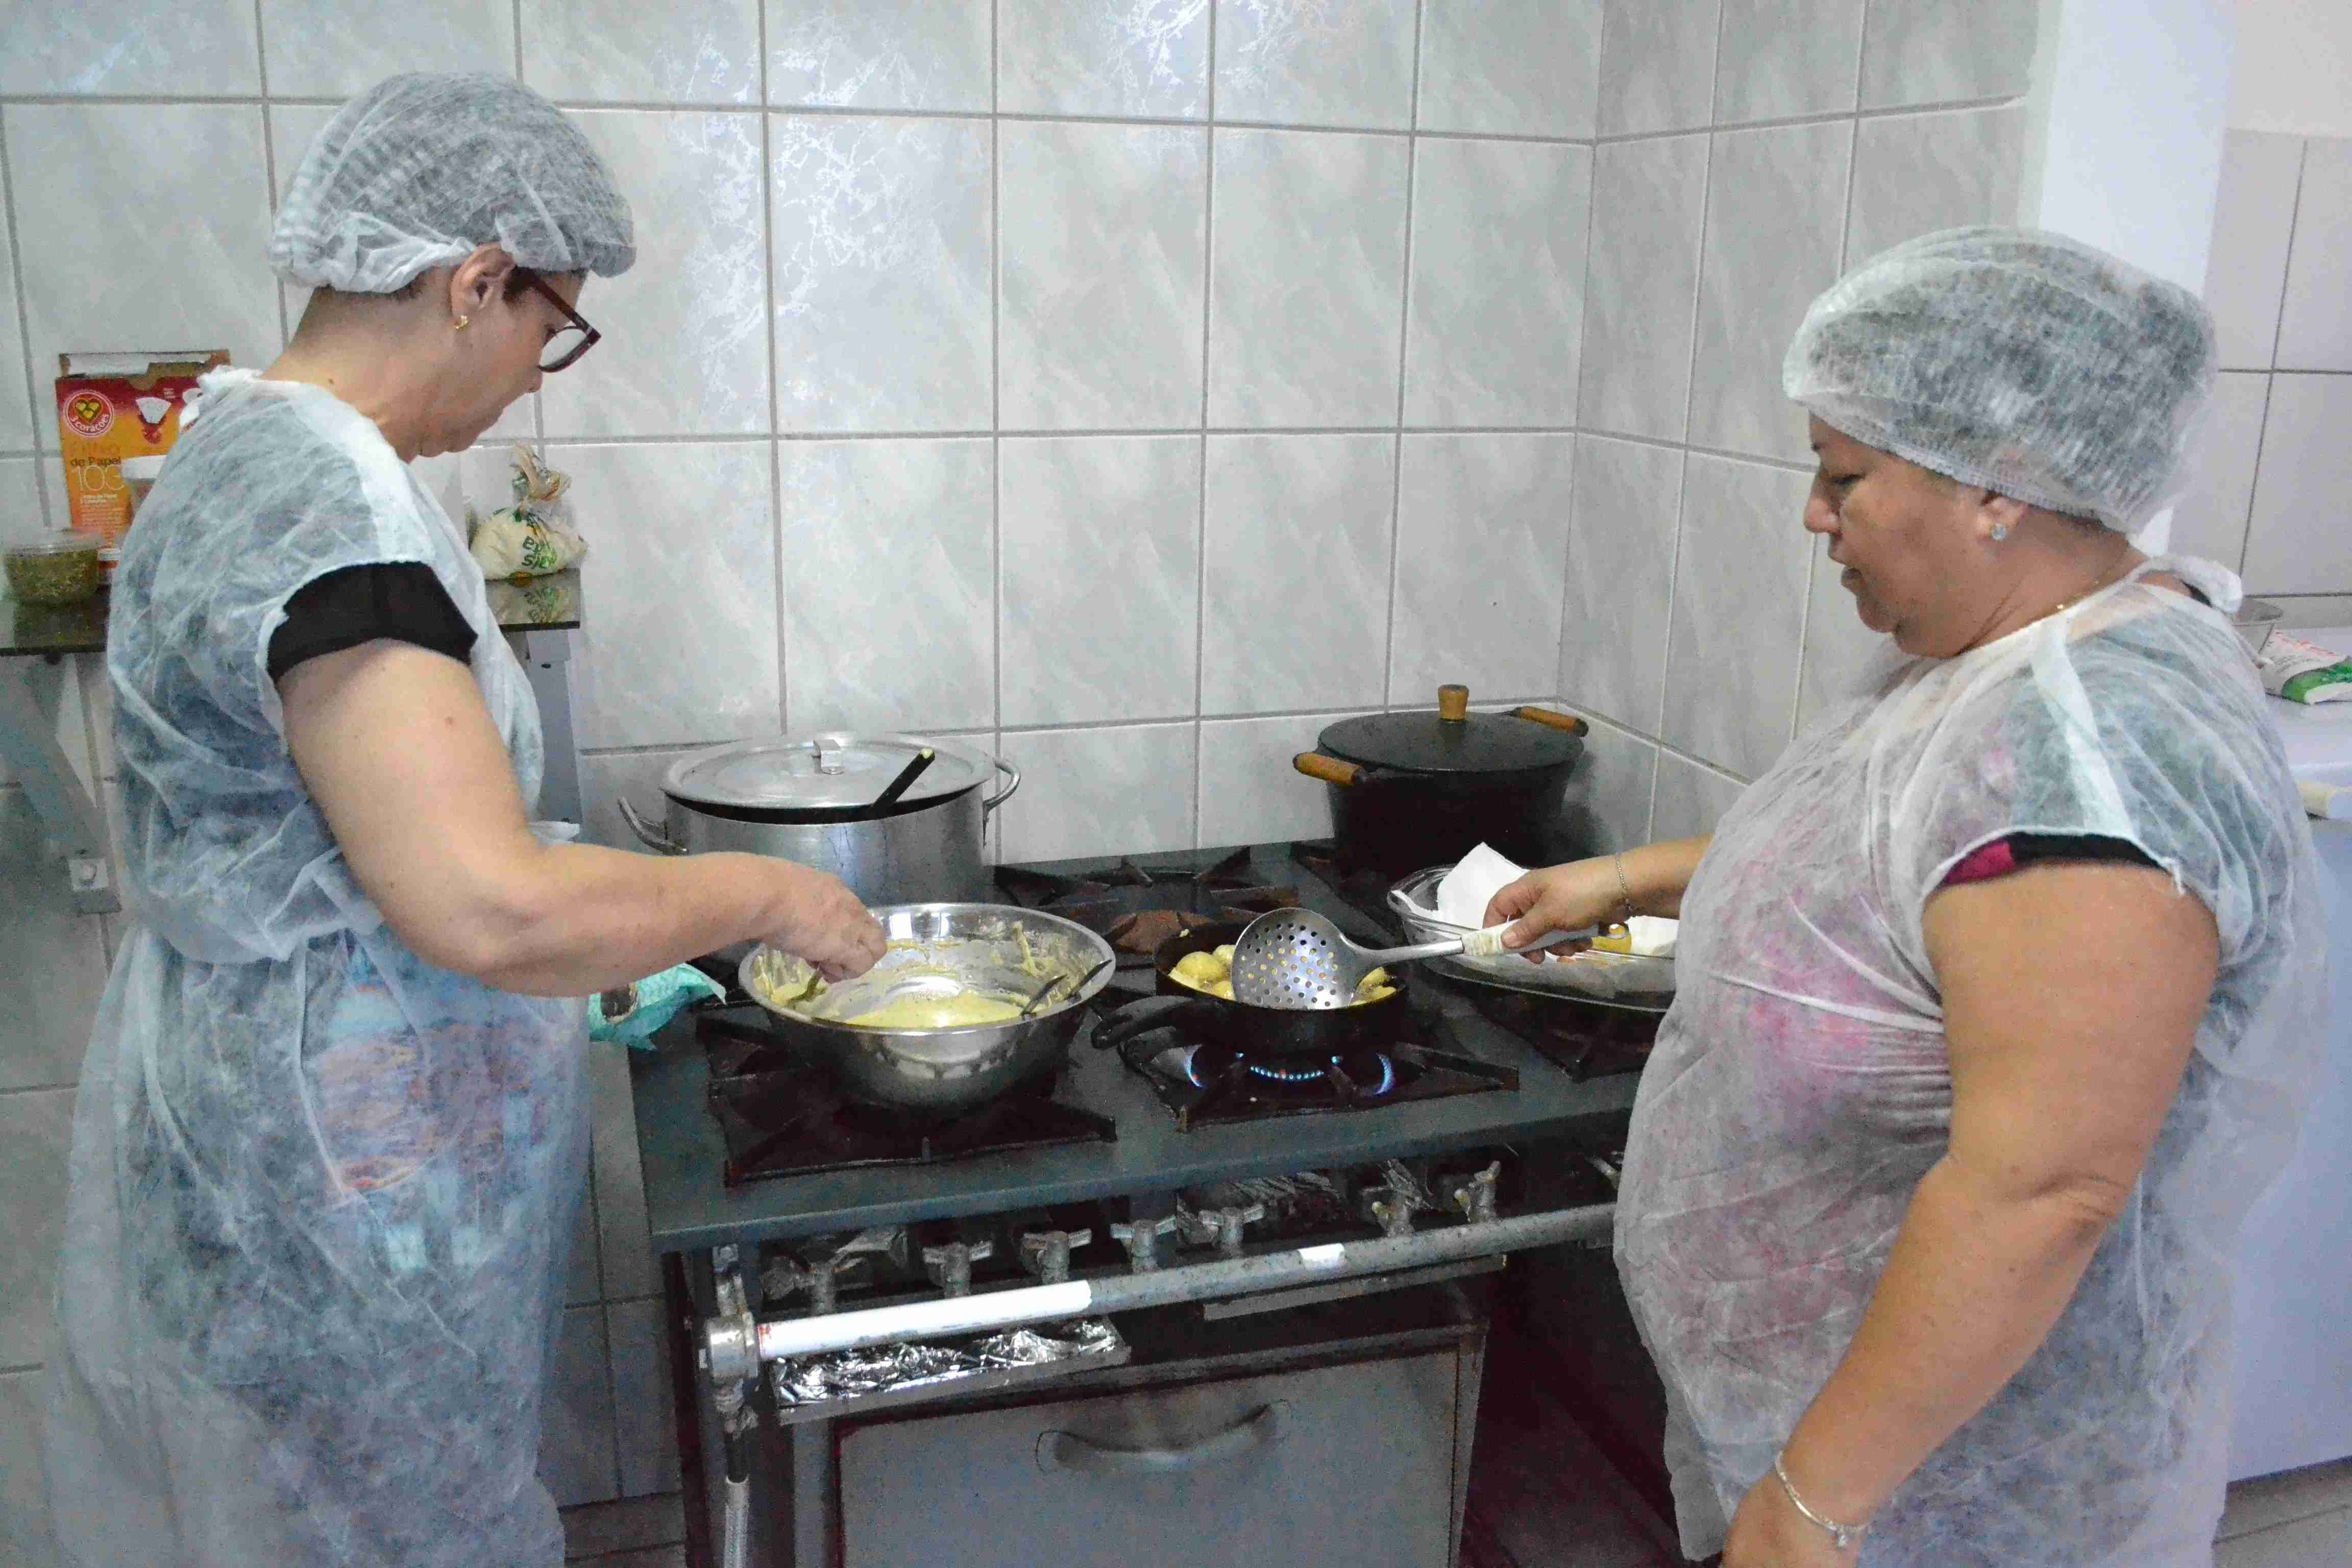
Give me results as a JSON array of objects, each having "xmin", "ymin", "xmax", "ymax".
[
  {"xmin": 1119, "ymin": 1027, "xmax": 1512, "ymax": 1130},
  {"xmin": 995, "ymin": 848, "xmax": 1301, "ymax": 968},
  {"xmin": 698, "ymin": 1010, "xmax": 1115, "ymax": 1184}
]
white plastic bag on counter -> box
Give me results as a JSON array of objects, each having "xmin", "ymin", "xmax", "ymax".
[{"xmin": 468, "ymin": 445, "xmax": 586, "ymax": 579}]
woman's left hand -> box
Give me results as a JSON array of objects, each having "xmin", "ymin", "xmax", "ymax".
[{"xmin": 1721, "ymin": 1475, "xmax": 1860, "ymax": 1567}]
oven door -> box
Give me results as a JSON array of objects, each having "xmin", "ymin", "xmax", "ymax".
[{"xmin": 833, "ymin": 1353, "xmax": 1463, "ymax": 1568}]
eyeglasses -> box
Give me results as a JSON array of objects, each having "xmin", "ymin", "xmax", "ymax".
[{"xmin": 515, "ymin": 270, "xmax": 600, "ymax": 372}]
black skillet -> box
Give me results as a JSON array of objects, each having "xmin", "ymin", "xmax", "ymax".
[{"xmin": 1091, "ymin": 919, "xmax": 1411, "ymax": 1059}]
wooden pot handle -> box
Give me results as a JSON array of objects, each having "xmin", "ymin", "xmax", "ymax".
[
  {"xmin": 1511, "ymin": 706, "xmax": 1588, "ymax": 737},
  {"xmin": 1293, "ymin": 752, "xmax": 1364, "ymax": 788},
  {"xmin": 1437, "ymin": 684, "xmax": 1470, "ymax": 723}
]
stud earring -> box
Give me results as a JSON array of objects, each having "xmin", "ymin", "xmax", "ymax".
[
  {"xmin": 1989, "ymin": 522, "xmax": 2010, "ymax": 542},
  {"xmin": 452, "ymin": 314, "xmax": 470, "ymax": 332}
]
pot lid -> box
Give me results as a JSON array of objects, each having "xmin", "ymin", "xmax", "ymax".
[
  {"xmin": 1318, "ymin": 688, "xmax": 1584, "ymax": 775},
  {"xmin": 664, "ymin": 733, "xmax": 990, "ymax": 813}
]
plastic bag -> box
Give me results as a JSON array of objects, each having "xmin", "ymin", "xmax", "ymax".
[{"xmin": 468, "ymin": 446, "xmax": 586, "ymax": 580}]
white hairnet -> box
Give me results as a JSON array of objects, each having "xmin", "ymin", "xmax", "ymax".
[
  {"xmin": 1783, "ymin": 227, "xmax": 2216, "ymax": 531},
  {"xmin": 272, "ymin": 72, "xmax": 635, "ymax": 295}
]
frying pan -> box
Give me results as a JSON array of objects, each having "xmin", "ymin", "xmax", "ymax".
[{"xmin": 1091, "ymin": 919, "xmax": 1411, "ymax": 1060}]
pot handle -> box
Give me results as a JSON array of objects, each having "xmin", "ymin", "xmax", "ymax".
[
  {"xmin": 983, "ymin": 755, "xmax": 1022, "ymax": 816},
  {"xmin": 1510, "ymin": 705, "xmax": 1588, "ymax": 738},
  {"xmin": 1091, "ymin": 993, "xmax": 1207, "ymax": 1049},
  {"xmin": 1293, "ymin": 752, "xmax": 1364, "ymax": 788},
  {"xmin": 617, "ymin": 796, "xmax": 687, "ymax": 855}
]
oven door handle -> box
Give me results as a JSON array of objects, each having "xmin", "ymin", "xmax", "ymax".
[{"xmin": 1036, "ymin": 1401, "xmax": 1289, "ymax": 1476}]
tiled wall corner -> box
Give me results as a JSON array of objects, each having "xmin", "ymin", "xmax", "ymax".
[{"xmin": 2203, "ymin": 133, "xmax": 2352, "ymax": 598}]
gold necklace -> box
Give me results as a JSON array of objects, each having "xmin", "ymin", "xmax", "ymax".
[{"xmin": 2046, "ymin": 548, "xmax": 2139, "ymax": 620}]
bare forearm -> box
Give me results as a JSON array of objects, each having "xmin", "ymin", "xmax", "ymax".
[
  {"xmin": 1776, "ymin": 1157, "xmax": 2115, "ymax": 1523},
  {"xmin": 1622, "ymin": 836, "xmax": 1709, "ymax": 919},
  {"xmin": 463, "ymin": 845, "xmax": 799, "ymax": 997}
]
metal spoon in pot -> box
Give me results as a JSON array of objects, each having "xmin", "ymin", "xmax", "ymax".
[
  {"xmin": 1229, "ymin": 909, "xmax": 1597, "ymax": 1011},
  {"xmin": 1017, "ymin": 957, "xmax": 1114, "ymax": 1018}
]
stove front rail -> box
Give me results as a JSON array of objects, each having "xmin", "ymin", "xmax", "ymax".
[{"xmin": 702, "ymin": 1198, "xmax": 1615, "ymax": 1380}]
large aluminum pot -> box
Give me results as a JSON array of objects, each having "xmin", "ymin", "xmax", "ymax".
[
  {"xmin": 738, "ymin": 903, "xmax": 1116, "ymax": 1112},
  {"xmin": 619, "ymin": 733, "xmax": 1019, "ymax": 906}
]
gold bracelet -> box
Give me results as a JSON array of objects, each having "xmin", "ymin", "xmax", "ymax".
[
  {"xmin": 1772, "ymin": 1453, "xmax": 1869, "ymax": 1552},
  {"xmin": 1612, "ymin": 851, "xmax": 1638, "ymax": 924}
]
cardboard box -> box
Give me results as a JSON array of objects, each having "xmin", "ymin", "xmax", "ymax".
[{"xmin": 55, "ymin": 350, "xmax": 228, "ymax": 557}]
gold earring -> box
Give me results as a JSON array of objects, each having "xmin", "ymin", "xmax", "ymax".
[{"xmin": 452, "ymin": 314, "xmax": 470, "ymax": 332}]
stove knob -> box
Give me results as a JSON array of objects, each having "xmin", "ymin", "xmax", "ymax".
[
  {"xmin": 1447, "ymin": 1162, "xmax": 1503, "ymax": 1225},
  {"xmin": 921, "ymin": 1239, "xmax": 994, "ymax": 1298},
  {"xmin": 1181, "ymin": 1203, "xmax": 1265, "ymax": 1259},
  {"xmin": 1019, "ymin": 1228, "xmax": 1094, "ymax": 1285},
  {"xmin": 1109, "ymin": 1216, "xmax": 1179, "ymax": 1273},
  {"xmin": 1360, "ymin": 1187, "xmax": 1419, "ymax": 1239}
]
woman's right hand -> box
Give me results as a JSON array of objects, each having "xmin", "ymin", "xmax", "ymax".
[
  {"xmin": 762, "ymin": 863, "xmax": 888, "ymax": 983},
  {"xmin": 1483, "ymin": 859, "xmax": 1627, "ymax": 957}
]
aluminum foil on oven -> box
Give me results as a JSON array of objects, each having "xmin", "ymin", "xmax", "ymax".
[{"xmin": 770, "ymin": 1317, "xmax": 1125, "ymax": 1410}]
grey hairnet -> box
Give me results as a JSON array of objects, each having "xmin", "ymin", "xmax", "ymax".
[
  {"xmin": 271, "ymin": 72, "xmax": 635, "ymax": 294},
  {"xmin": 1783, "ymin": 227, "xmax": 2216, "ymax": 530}
]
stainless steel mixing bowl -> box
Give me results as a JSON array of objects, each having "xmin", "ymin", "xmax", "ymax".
[{"xmin": 739, "ymin": 903, "xmax": 1116, "ymax": 1111}]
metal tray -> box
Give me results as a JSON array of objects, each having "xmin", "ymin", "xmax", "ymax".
[{"xmin": 1388, "ymin": 865, "xmax": 1675, "ymax": 1011}]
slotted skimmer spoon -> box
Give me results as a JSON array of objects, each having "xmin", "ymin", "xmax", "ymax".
[{"xmin": 1229, "ymin": 908, "xmax": 1599, "ymax": 1011}]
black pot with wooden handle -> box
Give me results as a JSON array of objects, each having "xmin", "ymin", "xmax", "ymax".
[{"xmin": 1293, "ymin": 685, "xmax": 1588, "ymax": 875}]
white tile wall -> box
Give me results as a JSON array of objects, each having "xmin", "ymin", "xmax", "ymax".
[
  {"xmin": 1578, "ymin": 134, "xmax": 1708, "ymax": 443},
  {"xmin": 779, "ymin": 437, "xmax": 996, "ymax": 732},
  {"xmin": 1196, "ymin": 712, "xmax": 1351, "ymax": 848},
  {"xmin": 998, "ymin": 121, "xmax": 1207, "ymax": 430},
  {"xmin": 1416, "ymin": 0, "xmax": 1603, "ymax": 140},
  {"xmin": 6, "ymin": 104, "xmax": 282, "ymax": 380},
  {"xmin": 1856, "ymin": 0, "xmax": 2039, "ymax": 110},
  {"xmin": 771, "ymin": 114, "xmax": 992, "ymax": 432},
  {"xmin": 1598, "ymin": 0, "xmax": 1722, "ymax": 138},
  {"xmin": 0, "ymin": 0, "xmax": 261, "ymax": 97},
  {"xmin": 1560, "ymin": 435, "xmax": 1681, "ymax": 734},
  {"xmin": 2276, "ymin": 138, "xmax": 2352, "ymax": 373},
  {"xmin": 1563, "ymin": 711, "xmax": 1659, "ymax": 854},
  {"xmin": 523, "ymin": 0, "xmax": 763, "ymax": 106},
  {"xmin": 2203, "ymin": 134, "xmax": 2352, "ymax": 599},
  {"xmin": 1389, "ymin": 433, "xmax": 1573, "ymax": 703},
  {"xmin": 550, "ymin": 112, "xmax": 770, "ymax": 438},
  {"xmin": 1688, "ymin": 120, "xmax": 1854, "ymax": 464},
  {"xmin": 1652, "ymin": 747, "xmax": 1748, "ymax": 840},
  {"xmin": 997, "ymin": 721, "xmax": 1196, "ymax": 862},
  {"xmin": 2206, "ymin": 132, "xmax": 2305, "ymax": 371},
  {"xmin": 2244, "ymin": 375, "xmax": 2352, "ymax": 595},
  {"xmin": 1215, "ymin": 0, "xmax": 1417, "ymax": 131},
  {"xmin": 1661, "ymin": 454, "xmax": 1811, "ymax": 778},
  {"xmin": 998, "ymin": 0, "xmax": 1210, "ymax": 119},
  {"xmin": 999, "ymin": 434, "xmax": 1200, "ymax": 727},
  {"xmin": 1208, "ymin": 128, "xmax": 1410, "ymax": 427},
  {"xmin": 1714, "ymin": 0, "xmax": 1864, "ymax": 125},
  {"xmin": 1199, "ymin": 433, "xmax": 1392, "ymax": 715},
  {"xmin": 259, "ymin": 0, "xmax": 516, "ymax": 97},
  {"xmin": 1844, "ymin": 104, "xmax": 2025, "ymax": 265},
  {"xmin": 767, "ymin": 0, "xmax": 992, "ymax": 111},
  {"xmin": 0, "ymin": 9, "xmax": 2045, "ymax": 1552},
  {"xmin": 1402, "ymin": 138, "xmax": 1590, "ymax": 428},
  {"xmin": 2172, "ymin": 373, "xmax": 2268, "ymax": 571}
]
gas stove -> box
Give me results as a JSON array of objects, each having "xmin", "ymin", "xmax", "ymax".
[{"xmin": 1114, "ymin": 1027, "xmax": 1517, "ymax": 1130}]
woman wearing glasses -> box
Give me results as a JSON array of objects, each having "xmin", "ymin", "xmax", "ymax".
[{"xmin": 41, "ymin": 75, "xmax": 885, "ymax": 1568}]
